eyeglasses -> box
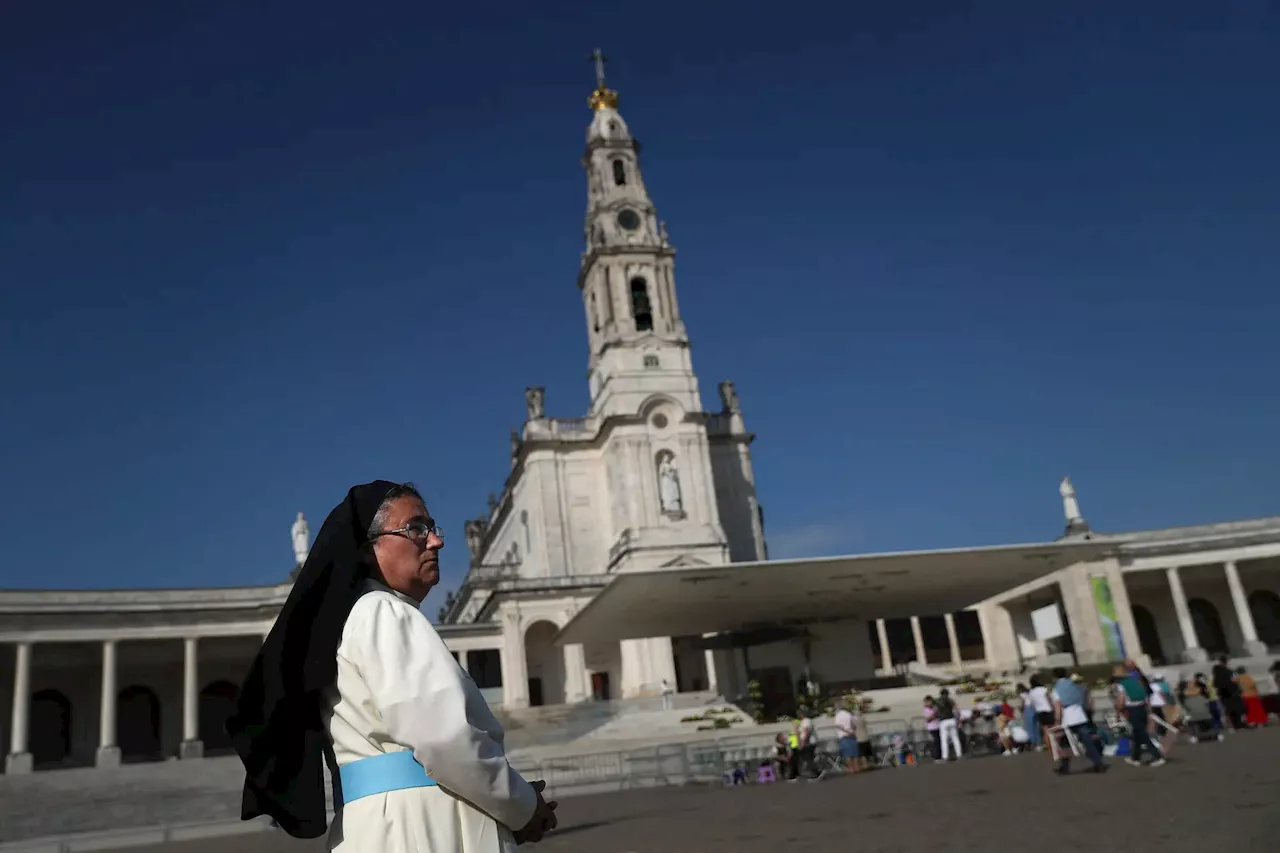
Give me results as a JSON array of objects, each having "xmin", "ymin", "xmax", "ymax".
[{"xmin": 375, "ymin": 520, "xmax": 444, "ymax": 545}]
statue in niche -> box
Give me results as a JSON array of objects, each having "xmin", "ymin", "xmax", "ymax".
[
  {"xmin": 718, "ymin": 381, "xmax": 741, "ymax": 414},
  {"xmin": 657, "ymin": 453, "xmax": 684, "ymax": 517},
  {"xmin": 524, "ymin": 386, "xmax": 545, "ymax": 421},
  {"xmin": 463, "ymin": 518, "xmax": 487, "ymax": 562},
  {"xmin": 290, "ymin": 512, "xmax": 310, "ymax": 566}
]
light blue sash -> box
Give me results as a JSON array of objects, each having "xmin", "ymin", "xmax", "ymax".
[{"xmin": 339, "ymin": 751, "xmax": 438, "ymax": 805}]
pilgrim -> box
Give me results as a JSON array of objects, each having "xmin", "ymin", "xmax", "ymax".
[{"xmin": 227, "ymin": 481, "xmax": 557, "ymax": 852}]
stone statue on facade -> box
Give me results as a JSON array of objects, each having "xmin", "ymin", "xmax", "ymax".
[
  {"xmin": 1060, "ymin": 477, "xmax": 1090, "ymax": 534},
  {"xmin": 464, "ymin": 518, "xmax": 487, "ymax": 563},
  {"xmin": 290, "ymin": 511, "xmax": 310, "ymax": 566},
  {"xmin": 510, "ymin": 428, "xmax": 522, "ymax": 459},
  {"xmin": 1059, "ymin": 477, "xmax": 1081, "ymax": 522},
  {"xmin": 718, "ymin": 380, "xmax": 741, "ymax": 414},
  {"xmin": 487, "ymin": 492, "xmax": 498, "ymax": 513},
  {"xmin": 658, "ymin": 220, "xmax": 670, "ymax": 247},
  {"xmin": 525, "ymin": 386, "xmax": 545, "ymax": 421},
  {"xmin": 657, "ymin": 454, "xmax": 684, "ymax": 516}
]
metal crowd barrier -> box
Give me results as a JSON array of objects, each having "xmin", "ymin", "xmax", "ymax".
[{"xmin": 512, "ymin": 716, "xmax": 933, "ymax": 797}]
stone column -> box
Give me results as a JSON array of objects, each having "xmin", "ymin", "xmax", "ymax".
[
  {"xmin": 703, "ymin": 643, "xmax": 719, "ymax": 693},
  {"xmin": 562, "ymin": 643, "xmax": 588, "ymax": 703},
  {"xmin": 500, "ymin": 613, "xmax": 529, "ymax": 709},
  {"xmin": 910, "ymin": 616, "xmax": 927, "ymax": 665},
  {"xmin": 180, "ymin": 638, "xmax": 203, "ymax": 759},
  {"xmin": 876, "ymin": 619, "xmax": 892, "ymax": 672},
  {"xmin": 96, "ymin": 640, "xmax": 121, "ymax": 767},
  {"xmin": 5, "ymin": 642, "xmax": 33, "ymax": 774},
  {"xmin": 1166, "ymin": 567, "xmax": 1206, "ymax": 662},
  {"xmin": 973, "ymin": 606, "xmax": 991, "ymax": 667},
  {"xmin": 1224, "ymin": 561, "xmax": 1267, "ymax": 657},
  {"xmin": 944, "ymin": 613, "xmax": 963, "ymax": 667}
]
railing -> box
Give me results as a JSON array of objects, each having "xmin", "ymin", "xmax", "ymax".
[
  {"xmin": 506, "ymin": 716, "xmax": 932, "ymax": 798},
  {"xmin": 524, "ymin": 417, "xmax": 597, "ymax": 441}
]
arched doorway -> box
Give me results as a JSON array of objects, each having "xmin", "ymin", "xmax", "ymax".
[
  {"xmin": 524, "ymin": 621, "xmax": 565, "ymax": 707},
  {"xmin": 29, "ymin": 689, "xmax": 72, "ymax": 767},
  {"xmin": 118, "ymin": 685, "xmax": 161, "ymax": 761},
  {"xmin": 1248, "ymin": 590, "xmax": 1280, "ymax": 648},
  {"xmin": 1131, "ymin": 605, "xmax": 1164, "ymax": 663},
  {"xmin": 199, "ymin": 681, "xmax": 238, "ymax": 754},
  {"xmin": 1188, "ymin": 599, "xmax": 1228, "ymax": 656}
]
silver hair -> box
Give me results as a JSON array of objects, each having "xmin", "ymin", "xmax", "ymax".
[{"xmin": 367, "ymin": 482, "xmax": 424, "ymax": 539}]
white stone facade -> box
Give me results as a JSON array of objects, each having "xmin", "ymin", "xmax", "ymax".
[
  {"xmin": 444, "ymin": 80, "xmax": 765, "ymax": 709},
  {"xmin": 3, "ymin": 75, "xmax": 1278, "ymax": 776}
]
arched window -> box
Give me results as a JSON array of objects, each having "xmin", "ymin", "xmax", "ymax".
[
  {"xmin": 1131, "ymin": 605, "xmax": 1164, "ymax": 663},
  {"xmin": 30, "ymin": 689, "xmax": 72, "ymax": 766},
  {"xmin": 1188, "ymin": 598, "xmax": 1228, "ymax": 655},
  {"xmin": 612, "ymin": 159, "xmax": 627, "ymax": 186},
  {"xmin": 199, "ymin": 680, "xmax": 239, "ymax": 754},
  {"xmin": 630, "ymin": 277, "xmax": 653, "ymax": 331}
]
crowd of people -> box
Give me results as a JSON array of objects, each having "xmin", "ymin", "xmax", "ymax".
[
  {"xmin": 767, "ymin": 656, "xmax": 1275, "ymax": 783},
  {"xmin": 916, "ymin": 657, "xmax": 1274, "ymax": 775}
]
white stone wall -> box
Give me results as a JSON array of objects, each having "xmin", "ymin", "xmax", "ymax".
[{"xmin": 708, "ymin": 439, "xmax": 766, "ymax": 562}]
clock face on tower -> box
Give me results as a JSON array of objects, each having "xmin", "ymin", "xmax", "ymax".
[{"xmin": 616, "ymin": 209, "xmax": 641, "ymax": 232}]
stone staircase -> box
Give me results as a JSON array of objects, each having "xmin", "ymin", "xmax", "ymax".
[{"xmin": 495, "ymin": 690, "xmax": 729, "ymax": 751}]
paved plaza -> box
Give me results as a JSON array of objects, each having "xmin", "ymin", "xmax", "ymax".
[{"xmin": 94, "ymin": 727, "xmax": 1280, "ymax": 853}]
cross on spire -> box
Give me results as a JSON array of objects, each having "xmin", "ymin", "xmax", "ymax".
[{"xmin": 588, "ymin": 48, "xmax": 608, "ymax": 90}]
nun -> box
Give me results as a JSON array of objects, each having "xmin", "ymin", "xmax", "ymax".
[{"xmin": 227, "ymin": 480, "xmax": 557, "ymax": 852}]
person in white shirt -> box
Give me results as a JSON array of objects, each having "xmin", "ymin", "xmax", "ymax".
[
  {"xmin": 834, "ymin": 699, "xmax": 861, "ymax": 773},
  {"xmin": 228, "ymin": 481, "xmax": 557, "ymax": 852},
  {"xmin": 1027, "ymin": 675, "xmax": 1055, "ymax": 752}
]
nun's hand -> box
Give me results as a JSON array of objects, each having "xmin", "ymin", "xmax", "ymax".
[{"xmin": 515, "ymin": 780, "xmax": 558, "ymax": 844}]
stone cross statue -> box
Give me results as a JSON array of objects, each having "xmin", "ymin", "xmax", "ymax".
[
  {"xmin": 1060, "ymin": 477, "xmax": 1082, "ymax": 522},
  {"xmin": 525, "ymin": 386, "xmax": 545, "ymax": 421},
  {"xmin": 657, "ymin": 454, "xmax": 683, "ymax": 516},
  {"xmin": 290, "ymin": 511, "xmax": 310, "ymax": 566},
  {"xmin": 718, "ymin": 381, "xmax": 741, "ymax": 414}
]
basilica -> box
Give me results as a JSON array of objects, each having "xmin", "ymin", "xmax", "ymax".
[{"xmin": 2, "ymin": 65, "xmax": 1277, "ymax": 775}]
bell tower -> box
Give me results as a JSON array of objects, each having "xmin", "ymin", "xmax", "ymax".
[{"xmin": 578, "ymin": 50, "xmax": 700, "ymax": 418}]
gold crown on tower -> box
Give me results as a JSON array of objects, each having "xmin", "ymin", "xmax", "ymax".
[
  {"xmin": 588, "ymin": 86, "xmax": 619, "ymax": 111},
  {"xmin": 587, "ymin": 48, "xmax": 619, "ymax": 111}
]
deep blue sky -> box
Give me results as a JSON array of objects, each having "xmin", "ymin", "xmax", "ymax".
[{"xmin": 3, "ymin": 2, "xmax": 1278, "ymax": 602}]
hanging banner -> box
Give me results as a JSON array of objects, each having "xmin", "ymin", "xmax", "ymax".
[{"xmin": 1090, "ymin": 576, "xmax": 1127, "ymax": 662}]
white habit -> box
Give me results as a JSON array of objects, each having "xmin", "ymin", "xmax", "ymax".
[{"xmin": 325, "ymin": 583, "xmax": 537, "ymax": 852}]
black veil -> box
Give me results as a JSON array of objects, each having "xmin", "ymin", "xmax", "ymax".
[{"xmin": 226, "ymin": 480, "xmax": 398, "ymax": 839}]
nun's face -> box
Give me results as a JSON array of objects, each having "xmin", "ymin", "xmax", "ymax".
[{"xmin": 371, "ymin": 495, "xmax": 442, "ymax": 600}]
